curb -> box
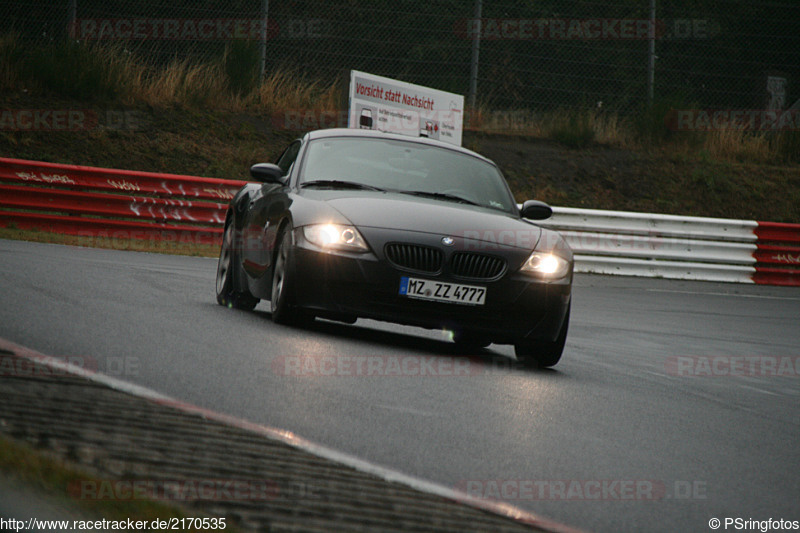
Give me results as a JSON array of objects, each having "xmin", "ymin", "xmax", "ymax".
[{"xmin": 0, "ymin": 337, "xmax": 583, "ymax": 533}]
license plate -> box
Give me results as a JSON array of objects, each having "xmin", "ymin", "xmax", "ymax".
[{"xmin": 399, "ymin": 277, "xmax": 486, "ymax": 306}]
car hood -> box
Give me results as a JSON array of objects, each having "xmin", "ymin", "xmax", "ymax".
[{"xmin": 305, "ymin": 190, "xmax": 543, "ymax": 251}]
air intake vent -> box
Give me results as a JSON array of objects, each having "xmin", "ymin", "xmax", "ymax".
[
  {"xmin": 451, "ymin": 252, "xmax": 506, "ymax": 280},
  {"xmin": 385, "ymin": 244, "xmax": 443, "ymax": 274}
]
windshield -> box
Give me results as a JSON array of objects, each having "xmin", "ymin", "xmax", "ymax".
[{"xmin": 298, "ymin": 137, "xmax": 518, "ymax": 213}]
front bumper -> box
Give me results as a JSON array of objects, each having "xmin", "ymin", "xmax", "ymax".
[{"xmin": 291, "ymin": 228, "xmax": 572, "ymax": 345}]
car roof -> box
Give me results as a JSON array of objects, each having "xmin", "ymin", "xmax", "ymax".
[{"xmin": 302, "ymin": 128, "xmax": 495, "ymax": 165}]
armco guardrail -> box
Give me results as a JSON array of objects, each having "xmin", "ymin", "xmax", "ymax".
[
  {"xmin": 1, "ymin": 157, "xmax": 798, "ymax": 286},
  {"xmin": 538, "ymin": 207, "xmax": 800, "ymax": 287},
  {"xmin": 0, "ymin": 157, "xmax": 246, "ymax": 245}
]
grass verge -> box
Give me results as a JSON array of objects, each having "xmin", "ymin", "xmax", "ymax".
[
  {"xmin": 0, "ymin": 435, "xmax": 235, "ymax": 531},
  {"xmin": 0, "ymin": 228, "xmax": 219, "ymax": 258}
]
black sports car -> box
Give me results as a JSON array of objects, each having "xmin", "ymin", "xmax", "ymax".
[{"xmin": 216, "ymin": 128, "xmax": 573, "ymax": 367}]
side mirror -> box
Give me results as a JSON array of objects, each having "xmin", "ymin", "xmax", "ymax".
[
  {"xmin": 250, "ymin": 163, "xmax": 284, "ymax": 183},
  {"xmin": 520, "ymin": 200, "xmax": 553, "ymax": 220}
]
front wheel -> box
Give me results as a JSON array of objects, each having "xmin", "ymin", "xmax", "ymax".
[
  {"xmin": 514, "ymin": 304, "xmax": 570, "ymax": 368},
  {"xmin": 216, "ymin": 219, "xmax": 259, "ymax": 311},
  {"xmin": 270, "ymin": 228, "xmax": 310, "ymax": 325}
]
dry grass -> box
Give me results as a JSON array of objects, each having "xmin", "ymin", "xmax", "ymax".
[
  {"xmin": 5, "ymin": 32, "xmax": 338, "ymax": 113},
  {"xmin": 247, "ymin": 70, "xmax": 341, "ymax": 111},
  {"xmin": 4, "ymin": 32, "xmax": 795, "ymax": 164},
  {"xmin": 466, "ymin": 107, "xmax": 637, "ymax": 148},
  {"xmin": 121, "ymin": 45, "xmax": 340, "ymax": 112},
  {"xmin": 466, "ymin": 105, "xmax": 797, "ymax": 164},
  {"xmin": 701, "ymin": 128, "xmax": 774, "ymax": 162},
  {"xmin": 0, "ymin": 435, "xmax": 240, "ymax": 531},
  {"xmin": 591, "ymin": 111, "xmax": 637, "ymax": 147},
  {"xmin": 135, "ymin": 58, "xmax": 228, "ymax": 107},
  {"xmin": 130, "ymin": 59, "xmax": 340, "ymax": 112}
]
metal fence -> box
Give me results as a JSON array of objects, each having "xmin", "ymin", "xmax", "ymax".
[{"xmin": 3, "ymin": 0, "xmax": 798, "ymax": 114}]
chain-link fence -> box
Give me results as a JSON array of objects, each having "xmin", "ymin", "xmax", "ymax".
[{"xmin": 3, "ymin": 0, "xmax": 798, "ymax": 115}]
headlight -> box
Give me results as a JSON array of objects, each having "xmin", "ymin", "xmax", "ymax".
[
  {"xmin": 520, "ymin": 252, "xmax": 570, "ymax": 278},
  {"xmin": 303, "ymin": 224, "xmax": 369, "ymax": 252}
]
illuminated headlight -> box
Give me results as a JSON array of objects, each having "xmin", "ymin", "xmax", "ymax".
[
  {"xmin": 303, "ymin": 224, "xmax": 368, "ymax": 252},
  {"xmin": 520, "ymin": 252, "xmax": 570, "ymax": 278}
]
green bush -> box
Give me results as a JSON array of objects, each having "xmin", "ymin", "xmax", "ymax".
[
  {"xmin": 549, "ymin": 112, "xmax": 594, "ymax": 148},
  {"xmin": 634, "ymin": 94, "xmax": 701, "ymax": 145},
  {"xmin": 22, "ymin": 40, "xmax": 130, "ymax": 100},
  {"xmin": 0, "ymin": 32, "xmax": 22, "ymax": 90},
  {"xmin": 223, "ymin": 40, "xmax": 261, "ymax": 96},
  {"xmin": 774, "ymin": 130, "xmax": 800, "ymax": 162}
]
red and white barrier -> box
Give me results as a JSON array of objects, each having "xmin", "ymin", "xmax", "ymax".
[
  {"xmin": 0, "ymin": 157, "xmax": 245, "ymax": 200},
  {"xmin": 1, "ymin": 157, "xmax": 797, "ymax": 286},
  {"xmin": 752, "ymin": 222, "xmax": 800, "ymax": 286},
  {"xmin": 538, "ymin": 207, "xmax": 800, "ymax": 287},
  {"xmin": 0, "ymin": 157, "xmax": 246, "ymax": 245}
]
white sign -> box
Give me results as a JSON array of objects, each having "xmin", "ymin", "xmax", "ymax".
[
  {"xmin": 766, "ymin": 76, "xmax": 787, "ymax": 110},
  {"xmin": 348, "ymin": 70, "xmax": 464, "ymax": 146}
]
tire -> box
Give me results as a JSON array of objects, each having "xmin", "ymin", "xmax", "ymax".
[
  {"xmin": 514, "ymin": 304, "xmax": 570, "ymax": 368},
  {"xmin": 452, "ymin": 330, "xmax": 491, "ymax": 351},
  {"xmin": 270, "ymin": 228, "xmax": 309, "ymax": 325},
  {"xmin": 216, "ymin": 218, "xmax": 259, "ymax": 311}
]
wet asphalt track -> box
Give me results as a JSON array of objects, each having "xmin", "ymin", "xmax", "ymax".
[{"xmin": 1, "ymin": 239, "xmax": 799, "ymax": 533}]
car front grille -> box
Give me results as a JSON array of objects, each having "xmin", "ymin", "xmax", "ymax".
[
  {"xmin": 385, "ymin": 243, "xmax": 444, "ymax": 274},
  {"xmin": 450, "ymin": 252, "xmax": 506, "ymax": 280}
]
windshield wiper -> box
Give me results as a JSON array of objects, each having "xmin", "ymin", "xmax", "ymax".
[
  {"xmin": 399, "ymin": 190, "xmax": 480, "ymax": 206},
  {"xmin": 301, "ymin": 182, "xmax": 480, "ymax": 206},
  {"xmin": 300, "ymin": 180, "xmax": 386, "ymax": 192}
]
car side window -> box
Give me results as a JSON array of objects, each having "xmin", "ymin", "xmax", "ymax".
[{"xmin": 275, "ymin": 141, "xmax": 301, "ymax": 177}]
